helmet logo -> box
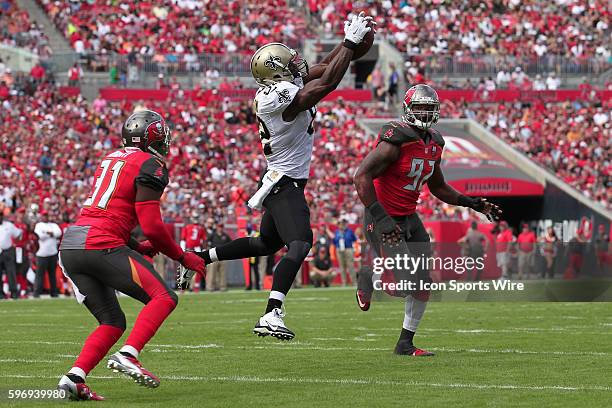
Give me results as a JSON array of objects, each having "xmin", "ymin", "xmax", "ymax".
[
  {"xmin": 277, "ymin": 89, "xmax": 291, "ymax": 103},
  {"xmin": 264, "ymin": 55, "xmax": 282, "ymax": 71}
]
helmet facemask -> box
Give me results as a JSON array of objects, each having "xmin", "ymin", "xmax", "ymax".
[{"xmin": 403, "ymin": 102, "xmax": 440, "ymax": 130}]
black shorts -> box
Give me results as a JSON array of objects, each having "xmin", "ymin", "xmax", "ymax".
[
  {"xmin": 260, "ymin": 176, "xmax": 313, "ymax": 246},
  {"xmin": 59, "ymin": 246, "xmax": 175, "ymax": 325}
]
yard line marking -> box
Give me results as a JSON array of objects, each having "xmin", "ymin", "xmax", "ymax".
[
  {"xmin": 0, "ymin": 358, "xmax": 60, "ymax": 363},
  {"xmin": 4, "ymin": 340, "xmax": 609, "ymax": 356},
  {"xmin": 2, "ymin": 374, "xmax": 610, "ymax": 392}
]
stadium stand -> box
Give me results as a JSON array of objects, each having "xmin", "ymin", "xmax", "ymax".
[
  {"xmin": 0, "ymin": 0, "xmax": 51, "ymax": 57},
  {"xmin": 36, "ymin": 0, "xmax": 309, "ymax": 57}
]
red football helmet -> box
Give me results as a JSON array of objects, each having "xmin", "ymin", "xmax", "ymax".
[
  {"xmin": 121, "ymin": 110, "xmax": 171, "ymax": 158},
  {"xmin": 402, "ymin": 84, "xmax": 440, "ymax": 130}
]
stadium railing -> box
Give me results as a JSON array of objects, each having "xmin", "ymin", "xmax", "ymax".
[
  {"xmin": 420, "ymin": 55, "xmax": 610, "ymax": 77},
  {"xmin": 48, "ymin": 52, "xmax": 253, "ymax": 76}
]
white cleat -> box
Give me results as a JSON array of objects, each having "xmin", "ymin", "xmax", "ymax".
[
  {"xmin": 107, "ymin": 352, "xmax": 160, "ymax": 388},
  {"xmin": 253, "ymin": 308, "xmax": 295, "ymax": 341},
  {"xmin": 57, "ymin": 375, "xmax": 104, "ymax": 401}
]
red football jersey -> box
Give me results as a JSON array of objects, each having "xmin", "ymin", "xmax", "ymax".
[
  {"xmin": 373, "ymin": 121, "xmax": 444, "ymax": 216},
  {"xmin": 62, "ymin": 147, "xmax": 169, "ymax": 250},
  {"xmin": 181, "ymin": 224, "xmax": 206, "ymax": 249}
]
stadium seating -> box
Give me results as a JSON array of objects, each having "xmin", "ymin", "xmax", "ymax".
[
  {"xmin": 36, "ymin": 0, "xmax": 309, "ymax": 56},
  {"xmin": 314, "ymin": 0, "xmax": 611, "ymax": 60},
  {"xmin": 0, "ymin": 0, "xmax": 51, "ymax": 56}
]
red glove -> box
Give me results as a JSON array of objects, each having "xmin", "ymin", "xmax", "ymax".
[
  {"xmin": 179, "ymin": 251, "xmax": 206, "ymax": 276},
  {"xmin": 136, "ymin": 240, "xmax": 159, "ymax": 257}
]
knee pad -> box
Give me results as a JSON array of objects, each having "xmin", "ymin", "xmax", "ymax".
[{"xmin": 286, "ymin": 240, "xmax": 312, "ymax": 263}]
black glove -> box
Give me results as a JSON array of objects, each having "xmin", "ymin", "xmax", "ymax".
[
  {"xmin": 458, "ymin": 196, "xmax": 502, "ymax": 222},
  {"xmin": 367, "ymin": 201, "xmax": 396, "ymax": 234}
]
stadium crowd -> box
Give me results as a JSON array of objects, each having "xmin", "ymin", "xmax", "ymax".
[
  {"xmin": 313, "ymin": 0, "xmax": 610, "ymax": 60},
  {"xmin": 0, "ymin": 0, "xmax": 51, "ymax": 57},
  {"xmin": 36, "ymin": 0, "xmax": 309, "ymax": 57},
  {"xmin": 0, "ymin": 72, "xmax": 609, "ymax": 296}
]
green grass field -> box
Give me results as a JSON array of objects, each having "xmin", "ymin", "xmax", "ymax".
[{"xmin": 0, "ymin": 288, "xmax": 611, "ymax": 407}]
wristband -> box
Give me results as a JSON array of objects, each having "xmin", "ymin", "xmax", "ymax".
[{"xmin": 343, "ymin": 39, "xmax": 358, "ymax": 50}]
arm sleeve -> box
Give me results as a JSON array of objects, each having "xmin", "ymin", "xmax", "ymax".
[
  {"xmin": 135, "ymin": 200, "xmax": 183, "ymax": 261},
  {"xmin": 135, "ymin": 157, "xmax": 169, "ymax": 192}
]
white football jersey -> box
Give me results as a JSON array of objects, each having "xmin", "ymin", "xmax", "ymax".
[{"xmin": 254, "ymin": 81, "xmax": 316, "ymax": 179}]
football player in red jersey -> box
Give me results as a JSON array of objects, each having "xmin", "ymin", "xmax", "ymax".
[
  {"xmin": 180, "ymin": 217, "xmax": 206, "ymax": 291},
  {"xmin": 57, "ymin": 110, "xmax": 205, "ymax": 400},
  {"xmin": 354, "ymin": 85, "xmax": 501, "ymax": 356}
]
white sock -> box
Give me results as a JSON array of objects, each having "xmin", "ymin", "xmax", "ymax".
[
  {"xmin": 209, "ymin": 248, "xmax": 219, "ymax": 263},
  {"xmin": 68, "ymin": 367, "xmax": 87, "ymax": 380},
  {"xmin": 269, "ymin": 290, "xmax": 285, "ymax": 303},
  {"xmin": 119, "ymin": 345, "xmax": 139, "ymax": 359},
  {"xmin": 403, "ymin": 295, "xmax": 427, "ymax": 332}
]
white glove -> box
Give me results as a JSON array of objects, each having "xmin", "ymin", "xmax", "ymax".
[{"xmin": 343, "ymin": 11, "xmax": 373, "ymax": 44}]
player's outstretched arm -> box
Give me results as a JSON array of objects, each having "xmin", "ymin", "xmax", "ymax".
[
  {"xmin": 427, "ymin": 161, "xmax": 502, "ymax": 221},
  {"xmin": 303, "ymin": 43, "xmax": 343, "ymax": 84},
  {"xmin": 354, "ymin": 141, "xmax": 403, "ymax": 245},
  {"xmin": 134, "ymin": 184, "xmax": 205, "ymax": 274},
  {"xmin": 283, "ymin": 12, "xmax": 372, "ymax": 121}
]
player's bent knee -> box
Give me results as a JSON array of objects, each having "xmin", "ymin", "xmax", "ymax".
[
  {"xmin": 99, "ymin": 310, "xmax": 127, "ymax": 331},
  {"xmin": 286, "ymin": 240, "xmax": 312, "ymax": 263},
  {"xmin": 165, "ymin": 290, "xmax": 179, "ymax": 307},
  {"xmin": 249, "ymin": 237, "xmax": 283, "ymax": 255}
]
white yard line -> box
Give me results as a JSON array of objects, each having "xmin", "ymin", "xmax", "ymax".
[
  {"xmin": 1, "ymin": 373, "xmax": 610, "ymax": 392},
  {"xmin": 2, "ymin": 339, "xmax": 609, "ymax": 356}
]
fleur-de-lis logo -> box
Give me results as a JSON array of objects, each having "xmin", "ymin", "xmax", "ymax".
[
  {"xmin": 277, "ymin": 89, "xmax": 291, "ymax": 104},
  {"xmin": 264, "ymin": 55, "xmax": 282, "ymax": 71}
]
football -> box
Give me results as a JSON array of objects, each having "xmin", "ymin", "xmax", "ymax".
[{"xmin": 352, "ymin": 24, "xmax": 375, "ymax": 60}]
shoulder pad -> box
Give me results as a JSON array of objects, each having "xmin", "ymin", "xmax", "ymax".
[
  {"xmin": 377, "ymin": 121, "xmax": 421, "ymax": 145},
  {"xmin": 255, "ymin": 81, "xmax": 300, "ymax": 115},
  {"xmin": 429, "ymin": 128, "xmax": 445, "ymax": 148},
  {"xmin": 135, "ymin": 156, "xmax": 169, "ymax": 192}
]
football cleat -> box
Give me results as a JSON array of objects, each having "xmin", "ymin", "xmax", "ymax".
[
  {"xmin": 253, "ymin": 308, "xmax": 295, "ymax": 341},
  {"xmin": 356, "ymin": 266, "xmax": 374, "ymax": 311},
  {"xmin": 58, "ymin": 375, "xmax": 104, "ymax": 401},
  {"xmin": 393, "ymin": 340, "xmax": 435, "ymax": 356},
  {"xmin": 356, "ymin": 289, "xmax": 371, "ymax": 311},
  {"xmin": 176, "ymin": 263, "xmax": 196, "ymax": 290},
  {"xmin": 107, "ymin": 352, "xmax": 160, "ymax": 388}
]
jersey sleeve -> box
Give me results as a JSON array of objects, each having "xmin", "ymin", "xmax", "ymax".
[
  {"xmin": 135, "ymin": 157, "xmax": 169, "ymax": 192},
  {"xmin": 255, "ymin": 81, "xmax": 300, "ymax": 115}
]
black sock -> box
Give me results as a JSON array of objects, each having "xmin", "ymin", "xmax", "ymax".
[
  {"xmin": 399, "ymin": 328, "xmax": 415, "ymax": 345},
  {"xmin": 67, "ymin": 374, "xmax": 84, "ymax": 383},
  {"xmin": 265, "ymin": 298, "xmax": 283, "ymax": 314},
  {"xmin": 200, "ymin": 250, "xmax": 212, "ymax": 264},
  {"xmin": 119, "ymin": 351, "xmax": 136, "ymax": 359}
]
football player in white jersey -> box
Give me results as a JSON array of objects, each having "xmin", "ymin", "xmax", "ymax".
[{"xmin": 179, "ymin": 12, "xmax": 374, "ymax": 340}]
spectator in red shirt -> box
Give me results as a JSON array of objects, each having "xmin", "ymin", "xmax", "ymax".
[
  {"xmin": 496, "ymin": 221, "xmax": 514, "ymax": 279},
  {"xmin": 30, "ymin": 63, "xmax": 45, "ymax": 83},
  {"xmin": 517, "ymin": 223, "xmax": 537, "ymax": 280}
]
